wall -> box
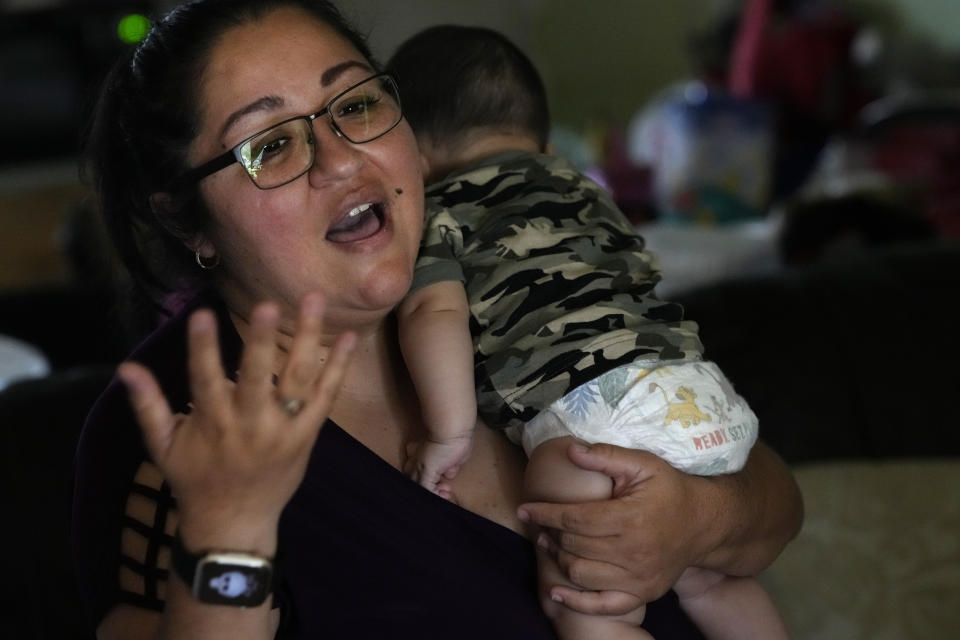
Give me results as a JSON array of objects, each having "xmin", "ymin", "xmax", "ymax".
[{"xmin": 3, "ymin": 0, "xmax": 960, "ymax": 291}]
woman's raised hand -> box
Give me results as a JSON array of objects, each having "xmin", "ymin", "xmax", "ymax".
[{"xmin": 117, "ymin": 293, "xmax": 355, "ymax": 547}]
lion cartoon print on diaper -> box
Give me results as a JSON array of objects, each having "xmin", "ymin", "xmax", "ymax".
[
  {"xmin": 649, "ymin": 383, "xmax": 712, "ymax": 427},
  {"xmin": 520, "ymin": 360, "xmax": 759, "ymax": 476}
]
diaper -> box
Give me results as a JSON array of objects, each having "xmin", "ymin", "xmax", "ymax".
[{"xmin": 512, "ymin": 360, "xmax": 758, "ymax": 475}]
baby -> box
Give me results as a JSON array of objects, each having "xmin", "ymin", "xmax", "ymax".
[{"xmin": 390, "ymin": 24, "xmax": 788, "ymax": 640}]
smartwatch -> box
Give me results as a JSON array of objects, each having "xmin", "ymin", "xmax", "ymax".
[{"xmin": 170, "ymin": 534, "xmax": 274, "ymax": 607}]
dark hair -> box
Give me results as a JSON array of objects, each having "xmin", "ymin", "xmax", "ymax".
[
  {"xmin": 82, "ymin": 0, "xmax": 373, "ymax": 318},
  {"xmin": 386, "ymin": 25, "xmax": 550, "ymax": 151}
]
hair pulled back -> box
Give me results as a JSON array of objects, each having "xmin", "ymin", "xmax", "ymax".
[
  {"xmin": 387, "ymin": 25, "xmax": 550, "ymax": 152},
  {"xmin": 83, "ymin": 0, "xmax": 373, "ymax": 312}
]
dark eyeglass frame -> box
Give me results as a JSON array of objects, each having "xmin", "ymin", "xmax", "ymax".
[{"xmin": 169, "ymin": 73, "xmax": 402, "ymax": 191}]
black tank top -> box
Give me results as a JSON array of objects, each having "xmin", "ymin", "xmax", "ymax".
[{"xmin": 72, "ymin": 291, "xmax": 703, "ymax": 638}]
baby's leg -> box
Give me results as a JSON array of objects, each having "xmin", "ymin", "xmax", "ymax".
[
  {"xmin": 525, "ymin": 436, "xmax": 653, "ymax": 640},
  {"xmin": 673, "ymin": 567, "xmax": 790, "ymax": 640}
]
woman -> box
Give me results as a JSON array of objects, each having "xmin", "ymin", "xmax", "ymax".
[{"xmin": 73, "ymin": 1, "xmax": 803, "ymax": 638}]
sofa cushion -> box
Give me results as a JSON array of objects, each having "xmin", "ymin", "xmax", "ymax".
[{"xmin": 760, "ymin": 458, "xmax": 960, "ymax": 639}]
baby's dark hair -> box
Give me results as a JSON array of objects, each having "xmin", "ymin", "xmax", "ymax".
[{"xmin": 387, "ymin": 25, "xmax": 550, "ymax": 151}]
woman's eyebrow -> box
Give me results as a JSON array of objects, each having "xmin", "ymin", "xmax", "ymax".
[
  {"xmin": 217, "ymin": 60, "xmax": 372, "ymax": 143},
  {"xmin": 219, "ymin": 95, "xmax": 285, "ymax": 142},
  {"xmin": 320, "ymin": 59, "xmax": 373, "ymax": 87}
]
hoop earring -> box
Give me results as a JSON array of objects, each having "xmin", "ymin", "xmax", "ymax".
[{"xmin": 195, "ymin": 249, "xmax": 220, "ymax": 270}]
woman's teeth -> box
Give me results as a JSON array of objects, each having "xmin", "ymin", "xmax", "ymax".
[
  {"xmin": 348, "ymin": 203, "xmax": 372, "ymax": 218},
  {"xmin": 326, "ymin": 202, "xmax": 384, "ymax": 242}
]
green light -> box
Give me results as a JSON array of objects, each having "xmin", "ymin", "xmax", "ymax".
[{"xmin": 117, "ymin": 14, "xmax": 151, "ymax": 45}]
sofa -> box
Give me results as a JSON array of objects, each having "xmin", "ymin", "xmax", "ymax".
[{"xmin": 672, "ymin": 240, "xmax": 960, "ymax": 639}]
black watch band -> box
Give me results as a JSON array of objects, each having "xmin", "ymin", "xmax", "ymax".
[{"xmin": 170, "ymin": 534, "xmax": 275, "ymax": 607}]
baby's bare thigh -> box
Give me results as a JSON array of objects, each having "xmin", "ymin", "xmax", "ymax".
[{"xmin": 525, "ymin": 436, "xmax": 613, "ymax": 503}]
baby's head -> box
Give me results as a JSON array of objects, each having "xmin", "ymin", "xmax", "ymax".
[{"xmin": 387, "ymin": 25, "xmax": 550, "ymax": 182}]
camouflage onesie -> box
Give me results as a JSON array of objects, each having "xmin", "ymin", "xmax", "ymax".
[{"xmin": 411, "ymin": 151, "xmax": 757, "ymax": 473}]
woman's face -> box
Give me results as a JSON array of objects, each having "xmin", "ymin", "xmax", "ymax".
[{"xmin": 188, "ymin": 7, "xmax": 425, "ymax": 333}]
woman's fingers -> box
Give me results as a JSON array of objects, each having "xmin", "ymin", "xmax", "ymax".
[
  {"xmin": 544, "ymin": 538, "xmax": 671, "ymax": 603},
  {"xmin": 537, "ymin": 528, "xmax": 611, "ymax": 563},
  {"xmin": 302, "ymin": 330, "xmax": 355, "ymax": 423},
  {"xmin": 186, "ymin": 309, "xmax": 229, "ymax": 420},
  {"xmin": 276, "ymin": 293, "xmax": 326, "ymax": 410},
  {"xmin": 550, "ymin": 545, "xmax": 633, "ymax": 592},
  {"xmin": 195, "ymin": 294, "xmax": 352, "ymax": 438},
  {"xmin": 179, "ymin": 294, "xmax": 354, "ymax": 449},
  {"xmin": 518, "ymin": 499, "xmax": 618, "ymax": 537},
  {"xmin": 113, "ymin": 295, "xmax": 355, "ymax": 536},
  {"xmin": 563, "ymin": 441, "xmax": 655, "ymax": 487},
  {"xmin": 117, "ymin": 361, "xmax": 177, "ymax": 464},
  {"xmin": 235, "ymin": 302, "xmax": 282, "ymax": 415},
  {"xmin": 547, "ymin": 586, "xmax": 643, "ymax": 617}
]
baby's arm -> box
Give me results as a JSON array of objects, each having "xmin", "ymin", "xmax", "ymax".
[{"xmin": 397, "ymin": 280, "xmax": 476, "ymax": 495}]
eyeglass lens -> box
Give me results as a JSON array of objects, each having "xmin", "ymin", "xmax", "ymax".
[{"xmin": 238, "ymin": 76, "xmax": 401, "ymax": 188}]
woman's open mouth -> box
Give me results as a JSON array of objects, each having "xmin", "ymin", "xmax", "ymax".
[{"xmin": 325, "ymin": 202, "xmax": 386, "ymax": 243}]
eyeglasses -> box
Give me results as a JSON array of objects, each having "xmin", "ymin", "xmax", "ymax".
[{"xmin": 171, "ymin": 74, "xmax": 403, "ymax": 190}]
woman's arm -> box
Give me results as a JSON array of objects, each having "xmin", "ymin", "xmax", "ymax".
[
  {"xmin": 691, "ymin": 440, "xmax": 803, "ymax": 575},
  {"xmin": 100, "ymin": 295, "xmax": 354, "ymax": 639},
  {"xmin": 99, "ymin": 597, "xmax": 280, "ymax": 640},
  {"xmin": 517, "ymin": 440, "xmax": 803, "ymax": 613}
]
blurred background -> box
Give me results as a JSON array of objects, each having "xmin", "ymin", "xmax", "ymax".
[
  {"xmin": 2, "ymin": 1, "xmax": 959, "ymax": 639},
  {"xmin": 4, "ymin": 0, "xmax": 960, "ymax": 294}
]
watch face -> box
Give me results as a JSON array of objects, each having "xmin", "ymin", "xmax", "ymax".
[{"xmin": 194, "ymin": 553, "xmax": 272, "ymax": 607}]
